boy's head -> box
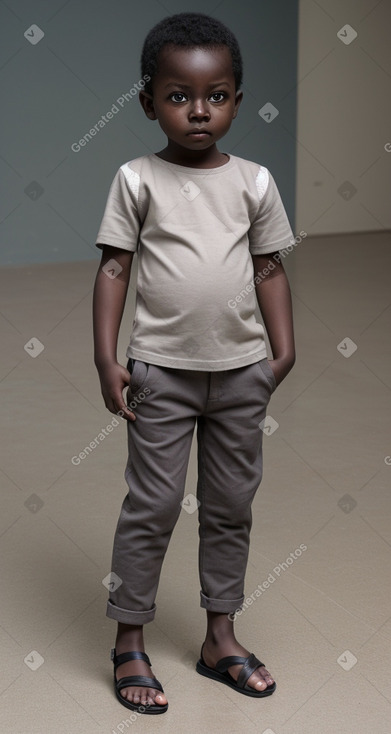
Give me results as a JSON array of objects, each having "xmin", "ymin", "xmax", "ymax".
[
  {"xmin": 139, "ymin": 13, "xmax": 243, "ymax": 156},
  {"xmin": 140, "ymin": 12, "xmax": 243, "ymax": 97}
]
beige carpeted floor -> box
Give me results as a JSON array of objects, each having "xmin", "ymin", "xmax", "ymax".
[{"xmin": 1, "ymin": 231, "xmax": 390, "ymax": 733}]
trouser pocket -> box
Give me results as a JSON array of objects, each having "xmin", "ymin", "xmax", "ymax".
[
  {"xmin": 258, "ymin": 358, "xmax": 277, "ymax": 393},
  {"xmin": 127, "ymin": 359, "xmax": 149, "ymax": 396}
]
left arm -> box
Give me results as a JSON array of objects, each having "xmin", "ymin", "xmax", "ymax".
[{"xmin": 251, "ymin": 253, "xmax": 296, "ymax": 386}]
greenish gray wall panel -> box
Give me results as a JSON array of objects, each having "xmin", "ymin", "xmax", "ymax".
[{"xmin": 1, "ymin": 0, "xmax": 298, "ymax": 265}]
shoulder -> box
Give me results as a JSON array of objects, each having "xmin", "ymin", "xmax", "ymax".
[
  {"xmin": 112, "ymin": 155, "xmax": 153, "ymax": 198},
  {"xmin": 118, "ymin": 155, "xmax": 146, "ymax": 180},
  {"xmin": 230, "ymin": 154, "xmax": 270, "ymax": 200}
]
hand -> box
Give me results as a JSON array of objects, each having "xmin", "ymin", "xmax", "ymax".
[
  {"xmin": 96, "ymin": 361, "xmax": 136, "ymax": 421},
  {"xmin": 267, "ymin": 356, "xmax": 295, "ymax": 388}
]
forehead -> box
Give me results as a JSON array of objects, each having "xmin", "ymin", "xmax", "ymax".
[{"xmin": 155, "ymin": 44, "xmax": 234, "ymax": 83}]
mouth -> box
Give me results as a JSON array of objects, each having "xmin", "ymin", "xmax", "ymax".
[{"xmin": 187, "ymin": 130, "xmax": 211, "ymax": 139}]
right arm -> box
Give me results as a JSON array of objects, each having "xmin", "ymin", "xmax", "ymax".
[{"xmin": 93, "ymin": 245, "xmax": 136, "ymax": 421}]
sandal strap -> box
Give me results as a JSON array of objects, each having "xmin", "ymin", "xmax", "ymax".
[
  {"xmin": 215, "ymin": 654, "xmax": 249, "ymax": 672},
  {"xmin": 111, "ymin": 648, "xmax": 152, "ymax": 670},
  {"xmin": 237, "ymin": 654, "xmax": 264, "ymax": 689},
  {"xmin": 116, "ymin": 675, "xmax": 164, "ymax": 694},
  {"xmin": 215, "ymin": 653, "xmax": 265, "ymax": 689}
]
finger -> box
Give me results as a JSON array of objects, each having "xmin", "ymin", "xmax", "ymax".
[
  {"xmin": 122, "ymin": 370, "xmax": 131, "ymax": 388},
  {"xmin": 116, "ymin": 403, "xmax": 136, "ymax": 422},
  {"xmin": 105, "ymin": 397, "xmax": 136, "ymax": 422},
  {"xmin": 119, "ymin": 364, "xmax": 131, "ymax": 385}
]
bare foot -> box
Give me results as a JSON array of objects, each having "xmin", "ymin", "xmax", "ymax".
[
  {"xmin": 201, "ymin": 637, "xmax": 275, "ymax": 692},
  {"xmin": 114, "ymin": 624, "xmax": 167, "ymax": 708}
]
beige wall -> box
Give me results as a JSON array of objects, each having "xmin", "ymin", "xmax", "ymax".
[{"xmin": 296, "ymin": 0, "xmax": 391, "ymax": 234}]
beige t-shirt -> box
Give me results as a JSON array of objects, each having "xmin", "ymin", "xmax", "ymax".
[{"xmin": 95, "ymin": 153, "xmax": 294, "ymax": 371}]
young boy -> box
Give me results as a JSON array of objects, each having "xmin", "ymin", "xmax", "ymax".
[{"xmin": 93, "ymin": 12, "xmax": 295, "ymax": 715}]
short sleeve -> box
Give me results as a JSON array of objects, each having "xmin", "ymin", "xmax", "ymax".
[
  {"xmin": 248, "ymin": 167, "xmax": 294, "ymax": 255},
  {"xmin": 95, "ymin": 165, "xmax": 141, "ymax": 252}
]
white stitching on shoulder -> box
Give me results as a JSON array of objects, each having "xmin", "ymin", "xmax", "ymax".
[
  {"xmin": 120, "ymin": 164, "xmax": 140, "ymax": 200},
  {"xmin": 255, "ymin": 166, "xmax": 269, "ymax": 201}
]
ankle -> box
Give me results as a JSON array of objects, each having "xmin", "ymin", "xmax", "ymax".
[
  {"xmin": 205, "ymin": 624, "xmax": 236, "ymax": 645},
  {"xmin": 206, "ymin": 629, "xmax": 236, "ymax": 644},
  {"xmin": 205, "ymin": 616, "xmax": 236, "ymax": 645},
  {"xmin": 115, "ymin": 622, "xmax": 144, "ymax": 650}
]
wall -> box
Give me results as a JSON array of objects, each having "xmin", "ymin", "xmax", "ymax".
[
  {"xmin": 0, "ymin": 0, "xmax": 298, "ymax": 266},
  {"xmin": 296, "ymin": 0, "xmax": 391, "ymax": 234}
]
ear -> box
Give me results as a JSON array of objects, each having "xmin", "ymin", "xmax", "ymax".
[
  {"xmin": 139, "ymin": 91, "xmax": 157, "ymax": 120},
  {"xmin": 232, "ymin": 90, "xmax": 243, "ymax": 119}
]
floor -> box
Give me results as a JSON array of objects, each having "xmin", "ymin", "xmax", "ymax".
[{"xmin": 1, "ymin": 231, "xmax": 390, "ymax": 734}]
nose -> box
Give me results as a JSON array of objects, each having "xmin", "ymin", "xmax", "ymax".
[{"xmin": 189, "ymin": 98, "xmax": 210, "ymax": 120}]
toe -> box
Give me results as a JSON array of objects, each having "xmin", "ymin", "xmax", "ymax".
[
  {"xmin": 248, "ymin": 672, "xmax": 267, "ymax": 691},
  {"xmin": 120, "ymin": 686, "xmax": 141, "ymax": 703},
  {"xmin": 132, "ymin": 688, "xmax": 141, "ymax": 703},
  {"xmin": 247, "ymin": 667, "xmax": 274, "ymax": 691},
  {"xmin": 120, "ymin": 686, "xmax": 167, "ymax": 707},
  {"xmin": 260, "ymin": 666, "xmax": 275, "ymax": 685},
  {"xmin": 146, "ymin": 692, "xmax": 155, "ymax": 706},
  {"xmin": 154, "ymin": 691, "xmax": 168, "ymax": 705}
]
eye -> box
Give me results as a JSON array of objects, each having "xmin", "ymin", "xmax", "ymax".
[
  {"xmin": 169, "ymin": 91, "xmax": 227, "ymax": 103},
  {"xmin": 210, "ymin": 92, "xmax": 226, "ymax": 102},
  {"xmin": 170, "ymin": 92, "xmax": 187, "ymax": 102}
]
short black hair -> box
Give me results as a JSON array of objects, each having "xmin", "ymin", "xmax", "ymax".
[{"xmin": 140, "ymin": 12, "xmax": 243, "ymax": 97}]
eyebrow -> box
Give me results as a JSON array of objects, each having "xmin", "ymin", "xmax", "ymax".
[{"xmin": 164, "ymin": 81, "xmax": 231, "ymax": 89}]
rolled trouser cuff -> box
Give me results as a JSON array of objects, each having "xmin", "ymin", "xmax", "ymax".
[
  {"xmin": 200, "ymin": 590, "xmax": 245, "ymax": 614},
  {"xmin": 106, "ymin": 599, "xmax": 157, "ymax": 624}
]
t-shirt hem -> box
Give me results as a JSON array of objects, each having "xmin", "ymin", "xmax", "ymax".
[
  {"xmin": 95, "ymin": 237, "xmax": 137, "ymax": 251},
  {"xmin": 249, "ymin": 238, "xmax": 294, "ymax": 255},
  {"xmin": 125, "ymin": 346, "xmax": 268, "ymax": 371}
]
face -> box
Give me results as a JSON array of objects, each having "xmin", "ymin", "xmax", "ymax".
[{"xmin": 139, "ymin": 45, "xmax": 243, "ymax": 156}]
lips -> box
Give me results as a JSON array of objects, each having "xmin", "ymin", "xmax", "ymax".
[{"xmin": 188, "ymin": 130, "xmax": 211, "ymax": 135}]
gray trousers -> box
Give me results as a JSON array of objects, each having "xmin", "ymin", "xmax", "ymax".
[{"xmin": 106, "ymin": 357, "xmax": 276, "ymax": 625}]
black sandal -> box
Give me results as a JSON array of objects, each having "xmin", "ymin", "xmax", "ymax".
[
  {"xmin": 196, "ymin": 643, "xmax": 276, "ymax": 697},
  {"xmin": 111, "ymin": 648, "xmax": 168, "ymax": 714}
]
